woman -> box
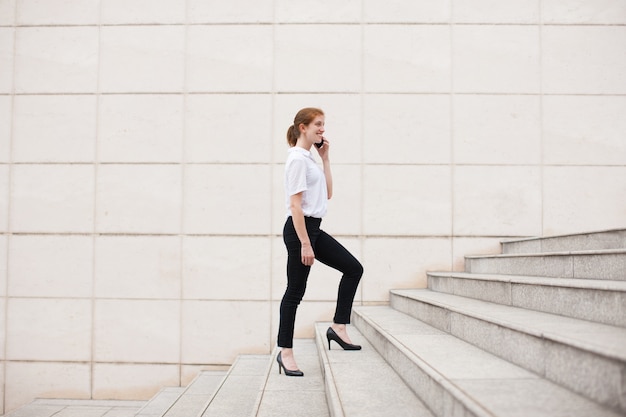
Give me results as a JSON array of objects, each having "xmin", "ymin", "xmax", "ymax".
[{"xmin": 276, "ymin": 107, "xmax": 364, "ymax": 377}]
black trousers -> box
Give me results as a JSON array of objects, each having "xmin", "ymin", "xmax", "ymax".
[{"xmin": 278, "ymin": 216, "xmax": 363, "ymax": 348}]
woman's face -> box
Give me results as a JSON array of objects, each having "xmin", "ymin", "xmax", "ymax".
[{"xmin": 302, "ymin": 115, "xmax": 325, "ymax": 144}]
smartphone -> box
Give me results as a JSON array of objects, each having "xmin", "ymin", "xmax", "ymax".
[{"xmin": 315, "ymin": 138, "xmax": 325, "ymax": 148}]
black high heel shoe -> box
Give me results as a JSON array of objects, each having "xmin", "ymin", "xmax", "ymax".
[
  {"xmin": 276, "ymin": 352, "xmax": 304, "ymax": 377},
  {"xmin": 326, "ymin": 327, "xmax": 362, "ymax": 351}
]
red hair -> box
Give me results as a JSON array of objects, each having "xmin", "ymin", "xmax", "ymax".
[{"xmin": 286, "ymin": 107, "xmax": 324, "ymax": 147}]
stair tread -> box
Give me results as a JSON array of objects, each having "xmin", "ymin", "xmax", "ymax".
[
  {"xmin": 355, "ymin": 306, "xmax": 623, "ymax": 417},
  {"xmin": 255, "ymin": 339, "xmax": 329, "ymax": 417},
  {"xmin": 501, "ymin": 228, "xmax": 626, "ymax": 244},
  {"xmin": 391, "ymin": 289, "xmax": 626, "ymax": 361},
  {"xmin": 199, "ymin": 355, "xmax": 269, "ymax": 417},
  {"xmin": 314, "ymin": 323, "xmax": 435, "ymax": 417},
  {"xmin": 161, "ymin": 371, "xmax": 226, "ymax": 417},
  {"xmin": 428, "ymin": 271, "xmax": 626, "ymax": 291},
  {"xmin": 136, "ymin": 387, "xmax": 186, "ymax": 417},
  {"xmin": 466, "ymin": 248, "xmax": 626, "ymax": 258}
]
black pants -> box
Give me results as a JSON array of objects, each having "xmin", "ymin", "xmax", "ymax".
[{"xmin": 278, "ymin": 216, "xmax": 363, "ymax": 348}]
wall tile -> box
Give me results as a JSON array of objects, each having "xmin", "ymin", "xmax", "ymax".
[
  {"xmin": 186, "ymin": 25, "xmax": 272, "ymax": 93},
  {"xmin": 453, "ymin": 0, "xmax": 539, "ymax": 23},
  {"xmin": 363, "ymin": 237, "xmax": 451, "ymax": 300},
  {"xmin": 544, "ymin": 96, "xmax": 626, "ymax": 165},
  {"xmin": 0, "ymin": 96, "xmax": 9, "ymax": 161},
  {"xmin": 364, "ymin": 0, "xmax": 450, "ymax": 22},
  {"xmin": 272, "ymin": 94, "xmax": 362, "ymax": 164},
  {"xmin": 17, "ymin": 0, "xmax": 99, "ymax": 25},
  {"xmin": 181, "ymin": 300, "xmax": 270, "ymax": 364},
  {"xmin": 0, "ymin": 165, "xmax": 7, "ymax": 232},
  {"xmin": 272, "ymin": 164, "xmax": 287, "ymax": 234},
  {"xmin": 542, "ymin": 26, "xmax": 626, "ymax": 94},
  {"xmin": 271, "ymin": 236, "xmax": 362, "ymax": 301},
  {"xmin": 542, "ymin": 0, "xmax": 626, "ymax": 24},
  {"xmin": 452, "ymin": 237, "xmax": 503, "ymax": 271},
  {"xmin": 13, "ymin": 95, "xmax": 96, "ymax": 162},
  {"xmin": 96, "ymin": 164, "xmax": 181, "ymax": 234},
  {"xmin": 364, "ymin": 25, "xmax": 450, "ymax": 93},
  {"xmin": 0, "ymin": 28, "xmax": 13, "ymax": 93},
  {"xmin": 95, "ymin": 236, "xmax": 180, "ymax": 299},
  {"xmin": 0, "ymin": 336, "xmax": 3, "ymax": 394},
  {"xmin": 99, "ymin": 26, "xmax": 185, "ymax": 93},
  {"xmin": 11, "ymin": 165, "xmax": 94, "ymax": 233},
  {"xmin": 0, "ymin": 0, "xmax": 15, "ymax": 25},
  {"xmin": 185, "ymin": 94, "xmax": 272, "ymax": 163},
  {"xmin": 454, "ymin": 166, "xmax": 542, "ymax": 236},
  {"xmin": 183, "ymin": 236, "xmax": 270, "ymax": 300},
  {"xmin": 94, "ymin": 300, "xmax": 180, "ymax": 363},
  {"xmin": 93, "ymin": 363, "xmax": 179, "ymax": 400},
  {"xmin": 454, "ymin": 25, "xmax": 540, "ymax": 93},
  {"xmin": 453, "ymin": 95, "xmax": 541, "ymax": 164},
  {"xmin": 6, "ymin": 298, "xmax": 91, "ymax": 361},
  {"xmin": 276, "ymin": 0, "xmax": 361, "ymax": 23},
  {"xmin": 99, "ymin": 95, "xmax": 183, "ymax": 163},
  {"xmin": 184, "ymin": 164, "xmax": 271, "ymax": 235},
  {"xmin": 0, "ymin": 236, "xmax": 6, "ymax": 296},
  {"xmin": 364, "ymin": 94, "xmax": 450, "ymax": 163},
  {"xmin": 188, "ymin": 0, "xmax": 273, "ymax": 23},
  {"xmin": 101, "ymin": 0, "xmax": 185, "ymax": 24},
  {"xmin": 8, "ymin": 235, "xmax": 93, "ymax": 298},
  {"xmin": 363, "ymin": 165, "xmax": 452, "ymax": 235},
  {"xmin": 275, "ymin": 25, "xmax": 361, "ymax": 93},
  {"xmin": 14, "ymin": 27, "xmax": 98, "ymax": 93},
  {"xmin": 5, "ymin": 362, "xmax": 90, "ymax": 411},
  {"xmin": 543, "ymin": 167, "xmax": 626, "ymax": 235}
]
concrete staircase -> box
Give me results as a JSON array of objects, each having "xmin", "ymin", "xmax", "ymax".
[{"xmin": 4, "ymin": 229, "xmax": 625, "ymax": 417}]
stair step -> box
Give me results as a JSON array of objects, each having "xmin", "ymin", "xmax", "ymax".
[
  {"xmin": 390, "ymin": 289, "xmax": 626, "ymax": 414},
  {"xmin": 136, "ymin": 388, "xmax": 185, "ymax": 417},
  {"xmin": 198, "ymin": 355, "xmax": 269, "ymax": 417},
  {"xmin": 2, "ymin": 399, "xmax": 145, "ymax": 417},
  {"xmin": 502, "ymin": 229, "xmax": 626, "ymax": 254},
  {"xmin": 427, "ymin": 271, "xmax": 626, "ymax": 327},
  {"xmin": 162, "ymin": 371, "xmax": 226, "ymax": 417},
  {"xmin": 353, "ymin": 305, "xmax": 622, "ymax": 417},
  {"xmin": 465, "ymin": 249, "xmax": 626, "ymax": 280},
  {"xmin": 255, "ymin": 339, "xmax": 329, "ymax": 417},
  {"xmin": 314, "ymin": 323, "xmax": 434, "ymax": 417}
]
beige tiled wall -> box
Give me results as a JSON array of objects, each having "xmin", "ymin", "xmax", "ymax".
[{"xmin": 1, "ymin": 0, "xmax": 625, "ymax": 412}]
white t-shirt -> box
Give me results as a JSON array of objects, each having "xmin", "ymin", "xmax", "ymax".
[{"xmin": 284, "ymin": 147, "xmax": 328, "ymax": 218}]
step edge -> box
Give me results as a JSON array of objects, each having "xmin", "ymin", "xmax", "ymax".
[
  {"xmin": 426, "ymin": 272, "xmax": 626, "ymax": 291},
  {"xmin": 500, "ymin": 228, "xmax": 626, "ymax": 244},
  {"xmin": 390, "ymin": 289, "xmax": 626, "ymax": 362},
  {"xmin": 465, "ymin": 248, "xmax": 626, "ymax": 259},
  {"xmin": 314, "ymin": 323, "xmax": 345, "ymax": 417},
  {"xmin": 158, "ymin": 371, "xmax": 225, "ymax": 417},
  {"xmin": 353, "ymin": 309, "xmax": 494, "ymax": 417},
  {"xmin": 194, "ymin": 356, "xmax": 248, "ymax": 417}
]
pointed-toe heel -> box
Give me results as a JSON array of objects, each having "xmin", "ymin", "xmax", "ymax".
[
  {"xmin": 326, "ymin": 327, "xmax": 362, "ymax": 351},
  {"xmin": 276, "ymin": 352, "xmax": 304, "ymax": 377}
]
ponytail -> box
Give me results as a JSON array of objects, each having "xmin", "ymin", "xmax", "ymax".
[
  {"xmin": 286, "ymin": 107, "xmax": 324, "ymax": 147},
  {"xmin": 286, "ymin": 125, "xmax": 299, "ymax": 147}
]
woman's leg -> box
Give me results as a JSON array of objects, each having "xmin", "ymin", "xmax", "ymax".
[
  {"xmin": 277, "ymin": 219, "xmax": 313, "ymax": 349},
  {"xmin": 314, "ymin": 230, "xmax": 364, "ymax": 326}
]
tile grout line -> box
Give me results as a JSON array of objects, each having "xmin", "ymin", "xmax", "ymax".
[
  {"xmin": 1, "ymin": 4, "xmax": 18, "ymax": 414},
  {"xmin": 89, "ymin": 0, "xmax": 104, "ymax": 400}
]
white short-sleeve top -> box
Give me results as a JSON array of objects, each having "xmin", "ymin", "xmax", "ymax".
[{"xmin": 284, "ymin": 147, "xmax": 328, "ymax": 219}]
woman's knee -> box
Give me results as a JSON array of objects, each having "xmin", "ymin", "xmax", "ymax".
[{"xmin": 349, "ymin": 260, "xmax": 364, "ymax": 279}]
